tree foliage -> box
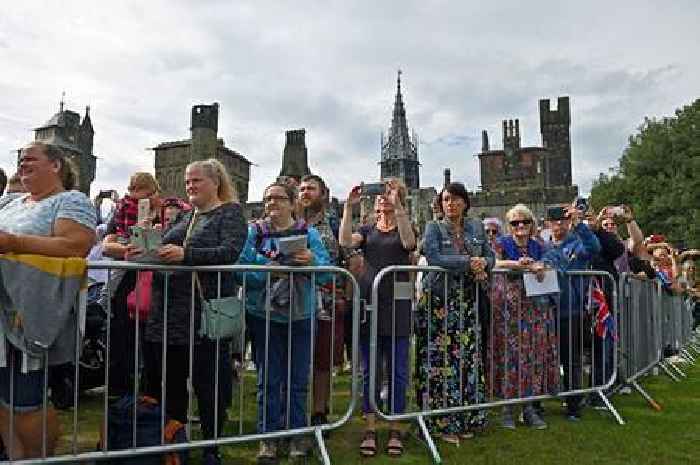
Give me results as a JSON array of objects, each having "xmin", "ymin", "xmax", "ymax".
[{"xmin": 590, "ymin": 98, "xmax": 700, "ymax": 248}]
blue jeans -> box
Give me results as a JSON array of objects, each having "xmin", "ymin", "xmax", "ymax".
[
  {"xmin": 250, "ymin": 316, "xmax": 312, "ymax": 433},
  {"xmin": 361, "ymin": 336, "xmax": 409, "ymax": 415}
]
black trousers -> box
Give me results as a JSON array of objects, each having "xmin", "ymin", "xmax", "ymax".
[
  {"xmin": 143, "ymin": 340, "xmax": 232, "ymax": 442},
  {"xmin": 559, "ymin": 316, "xmax": 583, "ymax": 415}
]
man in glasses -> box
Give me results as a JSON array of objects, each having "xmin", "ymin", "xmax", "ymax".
[{"xmin": 543, "ymin": 203, "xmax": 601, "ymax": 421}]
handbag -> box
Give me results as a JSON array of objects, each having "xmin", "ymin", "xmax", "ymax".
[
  {"xmin": 127, "ymin": 271, "xmax": 153, "ymax": 321},
  {"xmin": 185, "ymin": 209, "xmax": 244, "ymax": 341},
  {"xmin": 194, "ymin": 273, "xmax": 244, "ymax": 341}
]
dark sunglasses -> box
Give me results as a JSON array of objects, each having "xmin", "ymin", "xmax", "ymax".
[
  {"xmin": 509, "ymin": 219, "xmax": 532, "ymax": 227},
  {"xmin": 485, "ymin": 229, "xmax": 498, "ymax": 235}
]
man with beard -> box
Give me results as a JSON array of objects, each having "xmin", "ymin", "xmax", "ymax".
[{"xmin": 298, "ymin": 174, "xmax": 343, "ymax": 427}]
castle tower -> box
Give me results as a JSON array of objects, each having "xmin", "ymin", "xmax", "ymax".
[
  {"xmin": 190, "ymin": 103, "xmax": 219, "ymax": 162},
  {"xmin": 539, "ymin": 96, "xmax": 572, "ymax": 187},
  {"xmin": 30, "ymin": 100, "xmax": 96, "ymax": 194},
  {"xmin": 380, "ymin": 70, "xmax": 420, "ymax": 190},
  {"xmin": 278, "ymin": 128, "xmax": 311, "ymax": 182}
]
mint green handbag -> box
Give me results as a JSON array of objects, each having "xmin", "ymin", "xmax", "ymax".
[{"xmin": 195, "ymin": 274, "xmax": 244, "ymax": 342}]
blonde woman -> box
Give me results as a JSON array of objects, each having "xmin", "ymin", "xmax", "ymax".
[
  {"xmin": 489, "ymin": 204, "xmax": 558, "ymax": 430},
  {"xmin": 137, "ymin": 159, "xmax": 247, "ymax": 465}
]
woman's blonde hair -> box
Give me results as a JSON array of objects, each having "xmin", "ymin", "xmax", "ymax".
[
  {"xmin": 505, "ymin": 203, "xmax": 537, "ymax": 236},
  {"xmin": 128, "ymin": 172, "xmax": 160, "ymax": 194},
  {"xmin": 26, "ymin": 142, "xmax": 78, "ymax": 190},
  {"xmin": 186, "ymin": 158, "xmax": 238, "ymax": 203}
]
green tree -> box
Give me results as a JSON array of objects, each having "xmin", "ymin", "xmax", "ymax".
[{"xmin": 590, "ymin": 98, "xmax": 700, "ymax": 248}]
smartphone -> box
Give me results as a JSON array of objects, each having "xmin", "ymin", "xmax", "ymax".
[
  {"xmin": 137, "ymin": 198, "xmax": 150, "ymax": 224},
  {"xmin": 609, "ymin": 206, "xmax": 625, "ymax": 216},
  {"xmin": 361, "ymin": 182, "xmax": 386, "ymax": 196},
  {"xmin": 574, "ymin": 197, "xmax": 588, "ymax": 212}
]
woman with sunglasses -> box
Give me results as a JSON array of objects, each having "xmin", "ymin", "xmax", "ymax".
[
  {"xmin": 482, "ymin": 217, "xmax": 503, "ymax": 249},
  {"xmin": 416, "ymin": 182, "xmax": 493, "ymax": 445},
  {"xmin": 490, "ymin": 204, "xmax": 558, "ymax": 430}
]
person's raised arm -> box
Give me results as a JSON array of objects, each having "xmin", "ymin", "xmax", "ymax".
[
  {"xmin": 387, "ymin": 180, "xmax": 416, "ymax": 251},
  {"xmin": 339, "ymin": 186, "xmax": 363, "ymax": 249}
]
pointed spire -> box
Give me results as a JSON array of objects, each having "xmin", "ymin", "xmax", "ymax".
[{"xmin": 59, "ymin": 91, "xmax": 65, "ymax": 113}]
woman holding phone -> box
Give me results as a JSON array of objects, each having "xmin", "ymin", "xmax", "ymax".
[{"xmin": 339, "ymin": 178, "xmax": 415, "ymax": 457}]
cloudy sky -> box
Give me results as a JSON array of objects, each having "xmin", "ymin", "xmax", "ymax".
[{"xmin": 1, "ymin": 0, "xmax": 697, "ymax": 201}]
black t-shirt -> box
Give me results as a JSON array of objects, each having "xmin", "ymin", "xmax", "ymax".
[{"xmin": 358, "ymin": 225, "xmax": 412, "ymax": 337}]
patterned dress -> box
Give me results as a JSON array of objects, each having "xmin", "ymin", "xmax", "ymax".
[
  {"xmin": 488, "ymin": 236, "xmax": 559, "ymax": 400},
  {"xmin": 415, "ymin": 220, "xmax": 490, "ymax": 435}
]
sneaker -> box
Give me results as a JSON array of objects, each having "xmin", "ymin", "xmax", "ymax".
[
  {"xmin": 619, "ymin": 386, "xmax": 632, "ymax": 395},
  {"xmin": 257, "ymin": 440, "xmax": 278, "ymax": 465},
  {"xmin": 565, "ymin": 414, "xmax": 581, "ymax": 422},
  {"xmin": 501, "ymin": 407, "xmax": 516, "ymax": 429},
  {"xmin": 523, "ymin": 406, "xmax": 547, "ymax": 430},
  {"xmin": 289, "ymin": 437, "xmax": 310, "ymax": 458}
]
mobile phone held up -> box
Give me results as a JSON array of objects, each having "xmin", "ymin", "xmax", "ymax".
[
  {"xmin": 574, "ymin": 197, "xmax": 588, "ymax": 213},
  {"xmin": 361, "ymin": 182, "xmax": 386, "ymax": 196}
]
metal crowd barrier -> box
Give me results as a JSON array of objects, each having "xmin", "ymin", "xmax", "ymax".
[
  {"xmin": 1, "ymin": 261, "xmax": 360, "ymax": 465},
  {"xmin": 617, "ymin": 273, "xmax": 663, "ymax": 409},
  {"xmin": 369, "ymin": 266, "xmax": 621, "ymax": 465}
]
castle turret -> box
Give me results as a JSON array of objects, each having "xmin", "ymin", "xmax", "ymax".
[
  {"xmin": 278, "ymin": 129, "xmax": 311, "ymax": 182},
  {"xmin": 539, "ymin": 96, "xmax": 572, "ymax": 187},
  {"xmin": 190, "ymin": 103, "xmax": 219, "ymax": 162}
]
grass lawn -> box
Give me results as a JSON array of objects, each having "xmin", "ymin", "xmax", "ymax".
[{"xmin": 56, "ymin": 360, "xmax": 700, "ymax": 465}]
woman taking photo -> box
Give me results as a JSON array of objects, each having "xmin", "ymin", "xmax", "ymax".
[
  {"xmin": 415, "ymin": 182, "xmax": 492, "ymax": 445},
  {"xmin": 237, "ymin": 182, "xmax": 330, "ymax": 462},
  {"xmin": 0, "ymin": 142, "xmax": 96, "ymax": 459},
  {"xmin": 139, "ymin": 159, "xmax": 247, "ymax": 465},
  {"xmin": 490, "ymin": 204, "xmax": 558, "ymax": 430},
  {"xmin": 339, "ymin": 178, "xmax": 415, "ymax": 457}
]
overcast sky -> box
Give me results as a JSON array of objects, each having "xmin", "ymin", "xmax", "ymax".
[{"xmin": 1, "ymin": 0, "xmax": 697, "ymax": 201}]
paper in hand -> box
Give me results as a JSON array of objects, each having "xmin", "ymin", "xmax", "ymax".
[
  {"xmin": 523, "ymin": 269, "xmax": 560, "ymax": 297},
  {"xmin": 277, "ymin": 235, "xmax": 307, "ymax": 256}
]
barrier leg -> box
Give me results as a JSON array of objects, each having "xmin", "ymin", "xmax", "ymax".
[
  {"xmin": 417, "ymin": 415, "xmax": 442, "ymax": 465},
  {"xmin": 315, "ymin": 427, "xmax": 331, "ymax": 465},
  {"xmin": 630, "ymin": 380, "xmax": 662, "ymax": 412},
  {"xmin": 659, "ymin": 361, "xmax": 681, "ymax": 382},
  {"xmin": 596, "ymin": 390, "xmax": 625, "ymax": 425},
  {"xmin": 679, "ymin": 348, "xmax": 695, "ymax": 364}
]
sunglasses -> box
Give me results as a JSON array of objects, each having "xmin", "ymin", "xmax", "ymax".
[
  {"xmin": 485, "ymin": 229, "xmax": 498, "ymax": 235},
  {"xmin": 509, "ymin": 219, "xmax": 532, "ymax": 227}
]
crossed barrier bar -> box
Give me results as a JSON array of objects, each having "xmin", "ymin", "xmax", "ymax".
[{"xmin": 1, "ymin": 261, "xmax": 698, "ymax": 464}]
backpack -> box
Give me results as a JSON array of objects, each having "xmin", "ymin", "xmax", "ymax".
[{"xmin": 100, "ymin": 395, "xmax": 188, "ymax": 465}]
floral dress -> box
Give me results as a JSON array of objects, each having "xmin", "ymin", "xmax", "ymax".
[
  {"xmin": 488, "ymin": 236, "xmax": 559, "ymax": 400},
  {"xmin": 415, "ymin": 219, "xmax": 490, "ymax": 435}
]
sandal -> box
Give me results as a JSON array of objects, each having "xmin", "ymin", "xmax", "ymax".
[
  {"xmin": 360, "ymin": 429, "xmax": 377, "ymax": 457},
  {"xmin": 386, "ymin": 430, "xmax": 404, "ymax": 456}
]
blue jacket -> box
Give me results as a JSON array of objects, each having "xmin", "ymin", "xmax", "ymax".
[
  {"xmin": 236, "ymin": 223, "xmax": 330, "ymax": 322},
  {"xmin": 543, "ymin": 222, "xmax": 601, "ymax": 316}
]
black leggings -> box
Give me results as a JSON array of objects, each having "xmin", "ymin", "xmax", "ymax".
[{"xmin": 143, "ymin": 340, "xmax": 232, "ymax": 440}]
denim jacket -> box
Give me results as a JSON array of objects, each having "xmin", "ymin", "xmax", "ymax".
[{"xmin": 422, "ymin": 218, "xmax": 495, "ymax": 291}]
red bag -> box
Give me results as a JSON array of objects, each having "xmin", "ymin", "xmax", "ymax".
[{"xmin": 127, "ymin": 271, "xmax": 153, "ymax": 321}]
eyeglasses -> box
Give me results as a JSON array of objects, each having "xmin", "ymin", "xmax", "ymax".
[
  {"xmin": 263, "ymin": 195, "xmax": 289, "ymax": 203},
  {"xmin": 509, "ymin": 219, "xmax": 532, "ymax": 227},
  {"xmin": 485, "ymin": 229, "xmax": 498, "ymax": 235}
]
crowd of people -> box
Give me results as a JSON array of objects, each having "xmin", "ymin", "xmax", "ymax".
[{"xmin": 0, "ymin": 141, "xmax": 697, "ymax": 464}]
